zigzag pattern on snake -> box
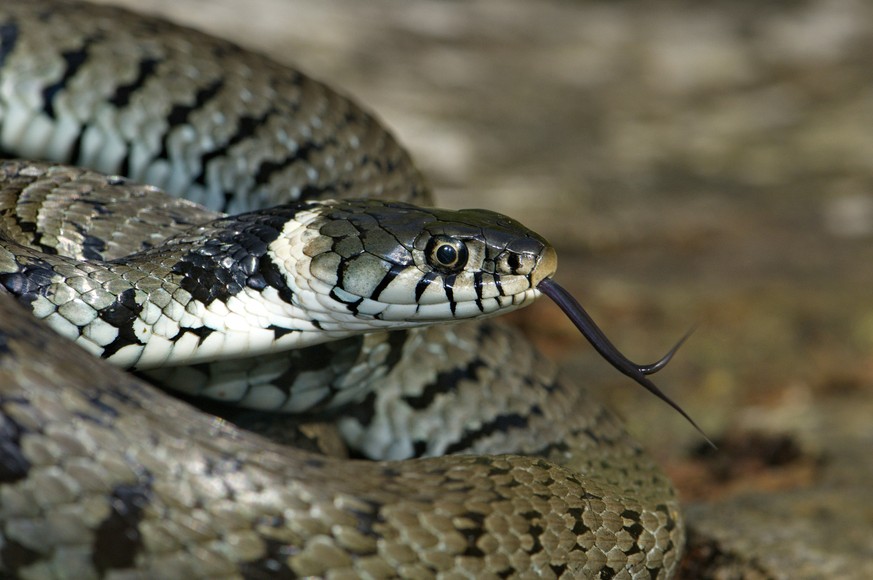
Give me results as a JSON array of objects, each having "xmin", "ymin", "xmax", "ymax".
[{"xmin": 0, "ymin": 1, "xmax": 688, "ymax": 578}]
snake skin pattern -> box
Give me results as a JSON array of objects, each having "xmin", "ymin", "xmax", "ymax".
[{"xmin": 0, "ymin": 1, "xmax": 684, "ymax": 578}]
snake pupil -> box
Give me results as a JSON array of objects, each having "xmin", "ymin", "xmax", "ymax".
[
  {"xmin": 426, "ymin": 236, "xmax": 468, "ymax": 272},
  {"xmin": 436, "ymin": 244, "xmax": 457, "ymax": 265}
]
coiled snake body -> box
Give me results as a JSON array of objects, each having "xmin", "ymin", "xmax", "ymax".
[{"xmin": 0, "ymin": 2, "xmax": 685, "ymax": 578}]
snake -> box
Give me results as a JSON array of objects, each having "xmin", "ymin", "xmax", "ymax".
[{"xmin": 0, "ymin": 1, "xmax": 698, "ymax": 578}]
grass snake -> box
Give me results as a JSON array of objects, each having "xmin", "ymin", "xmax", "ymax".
[{"xmin": 0, "ymin": 1, "xmax": 695, "ymax": 578}]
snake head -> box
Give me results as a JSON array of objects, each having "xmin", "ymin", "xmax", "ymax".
[
  {"xmin": 270, "ymin": 199, "xmax": 708, "ymax": 443},
  {"xmin": 276, "ymin": 199, "xmax": 557, "ymax": 328}
]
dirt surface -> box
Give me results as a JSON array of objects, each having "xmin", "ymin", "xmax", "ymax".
[{"xmin": 89, "ymin": 0, "xmax": 873, "ymax": 576}]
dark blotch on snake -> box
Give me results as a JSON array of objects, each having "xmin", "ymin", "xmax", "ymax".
[
  {"xmin": 169, "ymin": 325, "xmax": 214, "ymax": 345},
  {"xmin": 0, "ymin": 411, "xmax": 30, "ymax": 484},
  {"xmin": 172, "ymin": 204, "xmax": 313, "ymax": 304},
  {"xmin": 108, "ymin": 57, "xmax": 159, "ymax": 109},
  {"xmin": 92, "ymin": 481, "xmax": 152, "ymax": 573},
  {"xmin": 99, "ymin": 288, "xmax": 145, "ymax": 359},
  {"xmin": 0, "ymin": 538, "xmax": 40, "ymax": 575},
  {"xmin": 81, "ymin": 234, "xmax": 107, "ymax": 261},
  {"xmin": 191, "ymin": 111, "xmax": 278, "ymax": 204},
  {"xmin": 0, "ymin": 21, "xmax": 20, "ymax": 69},
  {"xmin": 0, "ymin": 259, "xmax": 56, "ymax": 307},
  {"xmin": 237, "ymin": 538, "xmax": 297, "ymax": 579},
  {"xmin": 254, "ymin": 141, "xmax": 324, "ymax": 187},
  {"xmin": 272, "ymin": 340, "xmax": 353, "ymax": 399},
  {"xmin": 443, "ymin": 411, "xmax": 538, "ymax": 456},
  {"xmin": 158, "ymin": 79, "xmax": 224, "ymax": 160},
  {"xmin": 41, "ymin": 43, "xmax": 92, "ymax": 119},
  {"xmin": 404, "ymin": 359, "xmax": 487, "ymax": 411}
]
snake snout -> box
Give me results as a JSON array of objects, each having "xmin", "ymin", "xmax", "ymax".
[{"xmin": 531, "ymin": 246, "xmax": 558, "ymax": 289}]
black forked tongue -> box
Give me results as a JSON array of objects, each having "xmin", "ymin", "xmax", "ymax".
[{"xmin": 538, "ymin": 277, "xmax": 715, "ymax": 448}]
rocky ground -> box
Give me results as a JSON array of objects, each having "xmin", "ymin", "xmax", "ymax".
[{"xmin": 91, "ymin": 0, "xmax": 873, "ymax": 577}]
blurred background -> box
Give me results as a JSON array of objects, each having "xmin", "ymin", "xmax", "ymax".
[{"xmin": 89, "ymin": 0, "xmax": 873, "ymax": 576}]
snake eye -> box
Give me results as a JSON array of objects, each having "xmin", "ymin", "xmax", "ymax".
[{"xmin": 426, "ymin": 236, "xmax": 469, "ymax": 273}]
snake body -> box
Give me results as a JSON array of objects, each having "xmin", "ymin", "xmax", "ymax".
[{"xmin": 0, "ymin": 2, "xmax": 684, "ymax": 578}]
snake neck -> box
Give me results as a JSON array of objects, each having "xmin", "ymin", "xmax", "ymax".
[{"xmin": 0, "ymin": 200, "xmax": 355, "ymax": 370}]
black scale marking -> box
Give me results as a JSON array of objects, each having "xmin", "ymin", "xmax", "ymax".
[
  {"xmin": 442, "ymin": 407, "xmax": 542, "ymax": 456},
  {"xmin": 329, "ymin": 288, "xmax": 363, "ymax": 315},
  {"xmin": 171, "ymin": 203, "xmax": 316, "ymax": 306},
  {"xmin": 168, "ymin": 325, "xmax": 215, "ymax": 346},
  {"xmin": 308, "ymin": 331, "xmax": 408, "ymax": 424},
  {"xmin": 458, "ymin": 511, "xmax": 488, "ymax": 558},
  {"xmin": 253, "ymin": 140, "xmax": 325, "ymax": 187},
  {"xmin": 267, "ymin": 340, "xmax": 352, "ymax": 404},
  {"xmin": 404, "ymin": 359, "xmax": 487, "ymax": 411},
  {"xmin": 0, "ymin": 537, "xmax": 40, "ymax": 576},
  {"xmin": 188, "ymin": 107, "xmax": 287, "ymax": 211},
  {"xmin": 368, "ymin": 262, "xmax": 405, "ymax": 302},
  {"xmin": 443, "ymin": 273, "xmax": 457, "ymax": 315},
  {"xmin": 0, "ymin": 209, "xmax": 62, "ymax": 257},
  {"xmin": 0, "ymin": 405, "xmax": 30, "ymax": 484},
  {"xmin": 382, "ymin": 329, "xmax": 409, "ymax": 370},
  {"xmin": 0, "ymin": 257, "xmax": 56, "ymax": 307},
  {"xmin": 91, "ymin": 480, "xmax": 152, "ymax": 574},
  {"xmin": 0, "ymin": 20, "xmax": 19, "ymax": 69},
  {"xmin": 109, "ymin": 57, "xmax": 159, "ymax": 109},
  {"xmin": 42, "ymin": 41, "xmax": 96, "ymax": 120},
  {"xmin": 267, "ymin": 324, "xmax": 295, "ymax": 339},
  {"xmin": 237, "ymin": 538, "xmax": 297, "ymax": 579},
  {"xmin": 414, "ymin": 270, "xmax": 437, "ymax": 303},
  {"xmin": 81, "ymin": 234, "xmax": 107, "ymax": 261},
  {"xmin": 67, "ymin": 221, "xmax": 109, "ymax": 261},
  {"xmin": 100, "ymin": 288, "xmax": 145, "ymax": 359},
  {"xmin": 114, "ymin": 57, "xmax": 160, "ymax": 176},
  {"xmin": 155, "ymin": 79, "xmax": 225, "ymax": 162}
]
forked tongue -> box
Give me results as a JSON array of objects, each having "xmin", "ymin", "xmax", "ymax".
[{"xmin": 538, "ymin": 277, "xmax": 715, "ymax": 448}]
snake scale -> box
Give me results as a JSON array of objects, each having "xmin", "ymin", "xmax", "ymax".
[{"xmin": 0, "ymin": 1, "xmax": 689, "ymax": 578}]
